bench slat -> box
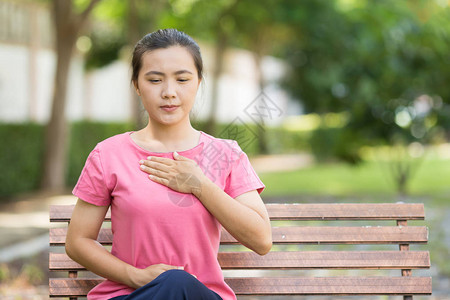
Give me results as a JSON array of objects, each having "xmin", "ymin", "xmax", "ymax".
[
  {"xmin": 49, "ymin": 203, "xmax": 425, "ymax": 222},
  {"xmin": 222, "ymin": 226, "xmax": 429, "ymax": 244},
  {"xmin": 49, "ymin": 277, "xmax": 432, "ymax": 297},
  {"xmin": 219, "ymin": 251, "xmax": 431, "ymax": 269},
  {"xmin": 50, "ymin": 251, "xmax": 430, "ymax": 271},
  {"xmin": 50, "ymin": 278, "xmax": 103, "ymax": 297},
  {"xmin": 50, "ymin": 226, "xmax": 428, "ymax": 245},
  {"xmin": 266, "ymin": 203, "xmax": 425, "ymax": 220},
  {"xmin": 226, "ymin": 277, "xmax": 432, "ymax": 295}
]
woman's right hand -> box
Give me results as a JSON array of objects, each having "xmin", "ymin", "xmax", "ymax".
[
  {"xmin": 66, "ymin": 200, "xmax": 188, "ymax": 290},
  {"xmin": 66, "ymin": 199, "xmax": 196, "ymax": 290},
  {"xmin": 127, "ymin": 264, "xmax": 185, "ymax": 289}
]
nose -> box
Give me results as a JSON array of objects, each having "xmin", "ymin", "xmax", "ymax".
[{"xmin": 161, "ymin": 80, "xmax": 176, "ymax": 99}]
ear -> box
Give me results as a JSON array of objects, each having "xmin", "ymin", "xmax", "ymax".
[{"xmin": 133, "ymin": 81, "xmax": 141, "ymax": 96}]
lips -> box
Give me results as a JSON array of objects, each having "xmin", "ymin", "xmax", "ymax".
[{"xmin": 160, "ymin": 105, "xmax": 180, "ymax": 112}]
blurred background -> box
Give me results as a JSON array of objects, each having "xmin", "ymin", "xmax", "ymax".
[{"xmin": 0, "ymin": 0, "xmax": 449, "ymax": 298}]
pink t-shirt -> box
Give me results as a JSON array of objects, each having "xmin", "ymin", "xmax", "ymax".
[{"xmin": 72, "ymin": 130, "xmax": 265, "ymax": 300}]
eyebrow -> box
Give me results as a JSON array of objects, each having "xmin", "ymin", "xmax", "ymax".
[{"xmin": 144, "ymin": 70, "xmax": 193, "ymax": 76}]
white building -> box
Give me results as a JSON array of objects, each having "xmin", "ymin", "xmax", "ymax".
[{"xmin": 0, "ymin": 0, "xmax": 302, "ymax": 127}]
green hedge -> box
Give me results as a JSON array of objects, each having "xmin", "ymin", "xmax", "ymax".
[
  {"xmin": 193, "ymin": 121, "xmax": 310, "ymax": 156},
  {"xmin": 0, "ymin": 123, "xmax": 45, "ymax": 198},
  {"xmin": 0, "ymin": 121, "xmax": 309, "ymax": 199},
  {"xmin": 67, "ymin": 121, "xmax": 135, "ymax": 186},
  {"xmin": 308, "ymin": 126, "xmax": 365, "ymax": 164}
]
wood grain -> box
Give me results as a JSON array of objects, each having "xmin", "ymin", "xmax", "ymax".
[
  {"xmin": 50, "ymin": 203, "xmax": 425, "ymax": 222},
  {"xmin": 49, "ymin": 277, "xmax": 432, "ymax": 297},
  {"xmin": 50, "ymin": 251, "xmax": 430, "ymax": 271},
  {"xmin": 50, "ymin": 226, "xmax": 428, "ymax": 245}
]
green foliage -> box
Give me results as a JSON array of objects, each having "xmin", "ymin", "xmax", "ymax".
[
  {"xmin": 85, "ymin": 31, "xmax": 127, "ymax": 70},
  {"xmin": 82, "ymin": 0, "xmax": 449, "ymax": 161},
  {"xmin": 0, "ymin": 122, "xmax": 133, "ymax": 198},
  {"xmin": 84, "ymin": 0, "xmax": 169, "ymax": 70},
  {"xmin": 20, "ymin": 264, "xmax": 44, "ymax": 285},
  {"xmin": 267, "ymin": 127, "xmax": 310, "ymax": 154},
  {"xmin": 193, "ymin": 120, "xmax": 306, "ymax": 156},
  {"xmin": 67, "ymin": 121, "xmax": 134, "ymax": 186},
  {"xmin": 161, "ymin": 0, "xmax": 238, "ymax": 41},
  {"xmin": 0, "ymin": 263, "xmax": 10, "ymax": 282},
  {"xmin": 84, "ymin": 0, "xmax": 127, "ymax": 70},
  {"xmin": 282, "ymin": 0, "xmax": 450, "ymax": 161},
  {"xmin": 0, "ymin": 124, "xmax": 44, "ymax": 199},
  {"xmin": 309, "ymin": 127, "xmax": 363, "ymax": 164}
]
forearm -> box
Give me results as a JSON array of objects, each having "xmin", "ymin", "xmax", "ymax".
[
  {"xmin": 193, "ymin": 176, "xmax": 272, "ymax": 255},
  {"xmin": 65, "ymin": 236, "xmax": 138, "ymax": 288}
]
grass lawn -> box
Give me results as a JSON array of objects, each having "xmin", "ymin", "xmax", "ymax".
[{"xmin": 258, "ymin": 156, "xmax": 450, "ymax": 203}]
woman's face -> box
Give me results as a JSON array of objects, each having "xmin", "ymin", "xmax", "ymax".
[{"xmin": 135, "ymin": 46, "xmax": 201, "ymax": 127}]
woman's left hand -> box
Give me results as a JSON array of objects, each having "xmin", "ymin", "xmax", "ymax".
[{"xmin": 139, "ymin": 152, "xmax": 207, "ymax": 197}]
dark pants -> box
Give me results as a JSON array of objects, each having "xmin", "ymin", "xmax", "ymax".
[{"xmin": 109, "ymin": 269, "xmax": 223, "ymax": 300}]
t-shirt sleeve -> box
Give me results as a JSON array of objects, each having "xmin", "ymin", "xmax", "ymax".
[
  {"xmin": 72, "ymin": 146, "xmax": 112, "ymax": 206},
  {"xmin": 224, "ymin": 141, "xmax": 266, "ymax": 199}
]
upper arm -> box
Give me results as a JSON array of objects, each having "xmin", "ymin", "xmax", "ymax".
[{"xmin": 67, "ymin": 198, "xmax": 109, "ymax": 241}]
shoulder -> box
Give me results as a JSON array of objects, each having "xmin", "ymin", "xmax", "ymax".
[
  {"xmin": 200, "ymin": 131, "xmax": 245, "ymax": 160},
  {"xmin": 92, "ymin": 132, "xmax": 132, "ymax": 155},
  {"xmin": 201, "ymin": 131, "xmax": 241, "ymax": 150}
]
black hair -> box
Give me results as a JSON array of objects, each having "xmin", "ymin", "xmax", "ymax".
[{"xmin": 131, "ymin": 28, "xmax": 203, "ymax": 85}]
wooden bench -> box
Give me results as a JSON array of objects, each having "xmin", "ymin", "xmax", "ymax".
[{"xmin": 49, "ymin": 203, "xmax": 432, "ymax": 299}]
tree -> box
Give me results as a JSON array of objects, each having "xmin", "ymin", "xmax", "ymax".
[
  {"xmin": 85, "ymin": 0, "xmax": 168, "ymax": 129},
  {"xmin": 161, "ymin": 0, "xmax": 242, "ymax": 136},
  {"xmin": 281, "ymin": 0, "xmax": 450, "ymax": 194},
  {"xmin": 282, "ymin": 0, "xmax": 450, "ymax": 148},
  {"xmin": 167, "ymin": 0, "xmax": 291, "ymax": 153},
  {"xmin": 231, "ymin": 0, "xmax": 292, "ymax": 154},
  {"xmin": 41, "ymin": 0, "xmax": 102, "ymax": 191}
]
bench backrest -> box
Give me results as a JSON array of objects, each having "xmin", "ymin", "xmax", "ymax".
[{"xmin": 49, "ymin": 203, "xmax": 432, "ymax": 299}]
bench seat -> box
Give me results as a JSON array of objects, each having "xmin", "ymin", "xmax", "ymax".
[{"xmin": 49, "ymin": 203, "xmax": 432, "ymax": 299}]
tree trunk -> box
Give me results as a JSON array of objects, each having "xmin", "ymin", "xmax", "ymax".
[
  {"xmin": 41, "ymin": 0, "xmax": 101, "ymax": 191},
  {"xmin": 41, "ymin": 36, "xmax": 75, "ymax": 191},
  {"xmin": 205, "ymin": 0, "xmax": 239, "ymax": 136},
  {"xmin": 253, "ymin": 51, "xmax": 269, "ymax": 154},
  {"xmin": 128, "ymin": 0, "xmax": 145, "ymax": 130},
  {"xmin": 205, "ymin": 29, "xmax": 227, "ymax": 136}
]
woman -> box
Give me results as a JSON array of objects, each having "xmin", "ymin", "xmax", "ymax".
[{"xmin": 66, "ymin": 28, "xmax": 272, "ymax": 300}]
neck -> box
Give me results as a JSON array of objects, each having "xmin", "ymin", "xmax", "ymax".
[{"xmin": 143, "ymin": 117, "xmax": 198, "ymax": 147}]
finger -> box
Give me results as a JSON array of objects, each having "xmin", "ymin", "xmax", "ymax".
[
  {"xmin": 173, "ymin": 151, "xmax": 196, "ymax": 163},
  {"xmin": 149, "ymin": 175, "xmax": 169, "ymax": 186},
  {"xmin": 140, "ymin": 163, "xmax": 170, "ymax": 177},
  {"xmin": 146, "ymin": 156, "xmax": 173, "ymax": 163},
  {"xmin": 162, "ymin": 264, "xmax": 184, "ymax": 271},
  {"xmin": 173, "ymin": 151, "xmax": 189, "ymax": 160},
  {"xmin": 140, "ymin": 159, "xmax": 171, "ymax": 172}
]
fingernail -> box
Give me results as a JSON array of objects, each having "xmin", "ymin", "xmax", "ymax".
[
  {"xmin": 139, "ymin": 160, "xmax": 144, "ymax": 164},
  {"xmin": 147, "ymin": 156, "xmax": 152, "ymax": 160}
]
